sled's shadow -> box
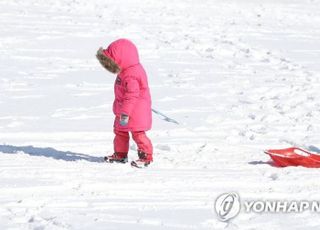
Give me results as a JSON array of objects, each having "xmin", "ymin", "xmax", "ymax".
[
  {"xmin": 0, "ymin": 145, "xmax": 104, "ymax": 163},
  {"xmin": 248, "ymin": 160, "xmax": 275, "ymax": 166},
  {"xmin": 249, "ymin": 160, "xmax": 285, "ymax": 168}
]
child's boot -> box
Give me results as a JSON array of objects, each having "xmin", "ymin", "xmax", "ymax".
[
  {"xmin": 104, "ymin": 152, "xmax": 128, "ymax": 163},
  {"xmin": 131, "ymin": 150, "xmax": 153, "ymax": 168}
]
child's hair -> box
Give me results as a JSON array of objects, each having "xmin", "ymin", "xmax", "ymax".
[{"xmin": 96, "ymin": 47, "xmax": 121, "ymax": 74}]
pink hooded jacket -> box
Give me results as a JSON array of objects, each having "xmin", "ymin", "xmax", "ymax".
[{"xmin": 103, "ymin": 39, "xmax": 152, "ymax": 132}]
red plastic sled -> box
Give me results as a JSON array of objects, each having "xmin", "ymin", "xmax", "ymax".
[{"xmin": 265, "ymin": 147, "xmax": 320, "ymax": 168}]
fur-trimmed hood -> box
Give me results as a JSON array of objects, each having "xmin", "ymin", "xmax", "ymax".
[
  {"xmin": 96, "ymin": 39, "xmax": 140, "ymax": 73},
  {"xmin": 96, "ymin": 47, "xmax": 121, "ymax": 74}
]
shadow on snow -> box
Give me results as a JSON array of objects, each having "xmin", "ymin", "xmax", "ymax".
[
  {"xmin": 0, "ymin": 144, "xmax": 104, "ymax": 163},
  {"xmin": 308, "ymin": 145, "xmax": 320, "ymax": 153}
]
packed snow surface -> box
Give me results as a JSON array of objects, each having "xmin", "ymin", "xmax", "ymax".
[{"xmin": 0, "ymin": 0, "xmax": 320, "ymax": 229}]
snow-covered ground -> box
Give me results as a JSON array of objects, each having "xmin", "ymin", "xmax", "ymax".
[{"xmin": 1, "ymin": 0, "xmax": 320, "ymax": 229}]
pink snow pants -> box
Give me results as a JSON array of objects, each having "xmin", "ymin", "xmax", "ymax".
[{"xmin": 113, "ymin": 129, "xmax": 153, "ymax": 155}]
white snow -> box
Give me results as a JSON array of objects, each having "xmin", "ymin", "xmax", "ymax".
[{"xmin": 1, "ymin": 0, "xmax": 320, "ymax": 229}]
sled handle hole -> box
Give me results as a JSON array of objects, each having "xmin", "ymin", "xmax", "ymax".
[{"xmin": 293, "ymin": 148, "xmax": 310, "ymax": 157}]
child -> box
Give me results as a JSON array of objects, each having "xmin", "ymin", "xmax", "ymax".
[{"xmin": 96, "ymin": 39, "xmax": 153, "ymax": 168}]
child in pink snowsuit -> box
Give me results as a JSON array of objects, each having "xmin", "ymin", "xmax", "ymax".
[{"xmin": 96, "ymin": 39, "xmax": 153, "ymax": 167}]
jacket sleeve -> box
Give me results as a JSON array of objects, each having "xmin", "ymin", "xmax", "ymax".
[{"xmin": 121, "ymin": 77, "xmax": 140, "ymax": 116}]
